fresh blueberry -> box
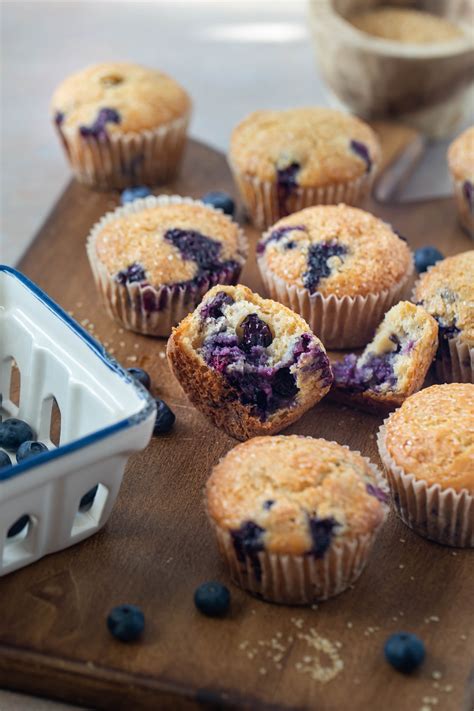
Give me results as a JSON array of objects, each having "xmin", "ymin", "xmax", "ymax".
[
  {"xmin": 107, "ymin": 604, "xmax": 145, "ymax": 642},
  {"xmin": 384, "ymin": 632, "xmax": 425, "ymax": 673},
  {"xmin": 79, "ymin": 485, "xmax": 99, "ymax": 511},
  {"xmin": 202, "ymin": 191, "xmax": 235, "ymax": 217},
  {"xmin": 414, "ymin": 246, "xmax": 444, "ymax": 273},
  {"xmin": 127, "ymin": 367, "xmax": 151, "ymax": 390},
  {"xmin": 239, "ymin": 313, "xmax": 273, "ymax": 351},
  {"xmin": 0, "ymin": 451, "xmax": 12, "ymax": 470},
  {"xmin": 7, "ymin": 515, "xmax": 30, "ymax": 538},
  {"xmin": 121, "ymin": 186, "xmax": 151, "ymax": 205},
  {"xmin": 153, "ymin": 399, "xmax": 176, "ymax": 435},
  {"xmin": 16, "ymin": 441, "xmax": 48, "ymax": 462},
  {"xmin": 194, "ymin": 581, "xmax": 231, "ymax": 617},
  {"xmin": 0, "ymin": 419, "xmax": 35, "ymax": 452}
]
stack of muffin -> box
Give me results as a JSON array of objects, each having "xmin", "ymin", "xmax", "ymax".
[{"xmin": 50, "ymin": 62, "xmax": 474, "ymax": 605}]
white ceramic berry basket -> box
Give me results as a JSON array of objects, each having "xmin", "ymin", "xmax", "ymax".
[{"xmin": 0, "ymin": 266, "xmax": 156, "ymax": 576}]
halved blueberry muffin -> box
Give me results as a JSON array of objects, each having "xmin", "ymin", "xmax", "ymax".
[
  {"xmin": 206, "ymin": 435, "xmax": 389, "ymax": 603},
  {"xmin": 448, "ymin": 127, "xmax": 474, "ymax": 237},
  {"xmin": 257, "ymin": 204, "xmax": 414, "ymax": 348},
  {"xmin": 167, "ymin": 285, "xmax": 333, "ymax": 440},
  {"xmin": 413, "ymin": 250, "xmax": 473, "ymax": 383},
  {"xmin": 331, "ymin": 301, "xmax": 438, "ymax": 413},
  {"xmin": 229, "ymin": 107, "xmax": 380, "ymax": 228},
  {"xmin": 87, "ymin": 195, "xmax": 247, "ymax": 336}
]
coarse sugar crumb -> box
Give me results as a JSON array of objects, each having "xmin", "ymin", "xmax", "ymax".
[
  {"xmin": 346, "ymin": 622, "xmax": 353, "ymax": 628},
  {"xmin": 399, "ymin": 564, "xmax": 405, "ymax": 569},
  {"xmin": 432, "ymin": 670, "xmax": 442, "ymax": 680}
]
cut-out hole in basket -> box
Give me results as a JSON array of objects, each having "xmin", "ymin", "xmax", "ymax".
[
  {"xmin": 9, "ymin": 360, "xmax": 21, "ymax": 409},
  {"xmin": 7, "ymin": 514, "xmax": 31, "ymax": 539},
  {"xmin": 49, "ymin": 397, "xmax": 62, "ymax": 447},
  {"xmin": 2, "ymin": 514, "xmax": 36, "ymax": 569},
  {"xmin": 71, "ymin": 484, "xmax": 108, "ymax": 538}
]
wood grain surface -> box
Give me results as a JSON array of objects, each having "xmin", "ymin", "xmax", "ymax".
[{"xmin": 1, "ymin": 130, "xmax": 473, "ymax": 711}]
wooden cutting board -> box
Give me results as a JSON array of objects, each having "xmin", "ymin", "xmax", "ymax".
[{"xmin": 1, "ymin": 127, "xmax": 473, "ymax": 711}]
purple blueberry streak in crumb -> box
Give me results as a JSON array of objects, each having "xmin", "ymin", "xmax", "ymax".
[
  {"xmin": 263, "ymin": 500, "xmax": 275, "ymax": 510},
  {"xmin": 80, "ymin": 107, "xmax": 121, "ymax": 139},
  {"xmin": 350, "ymin": 140, "xmax": 372, "ymax": 173},
  {"xmin": 116, "ymin": 262, "xmax": 147, "ymax": 286},
  {"xmin": 303, "ymin": 241, "xmax": 347, "ymax": 293},
  {"xmin": 201, "ymin": 291, "xmax": 235, "ymax": 320},
  {"xmin": 308, "ymin": 516, "xmax": 339, "ymax": 558},
  {"xmin": 463, "ymin": 180, "xmax": 474, "ymax": 213},
  {"xmin": 277, "ymin": 162, "xmax": 300, "ymax": 215},
  {"xmin": 333, "ymin": 352, "xmax": 397, "ymax": 393},
  {"xmin": 231, "ymin": 521, "xmax": 265, "ymax": 581},
  {"xmin": 257, "ymin": 224, "xmax": 306, "ymax": 256},
  {"xmin": 366, "ymin": 483, "xmax": 389, "ymax": 504},
  {"xmin": 54, "ymin": 111, "xmax": 64, "ymax": 127},
  {"xmin": 239, "ymin": 314, "xmax": 273, "ymax": 351}
]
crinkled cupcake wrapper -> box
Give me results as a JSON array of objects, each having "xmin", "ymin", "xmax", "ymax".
[
  {"xmin": 258, "ymin": 257, "xmax": 414, "ymax": 349},
  {"xmin": 210, "ymin": 446, "xmax": 389, "ymax": 605},
  {"xmin": 86, "ymin": 194, "xmax": 248, "ymax": 337},
  {"xmin": 452, "ymin": 178, "xmax": 474, "ymax": 238},
  {"xmin": 229, "ymin": 162, "xmax": 376, "ymax": 230},
  {"xmin": 435, "ymin": 334, "xmax": 474, "ymax": 384},
  {"xmin": 377, "ymin": 424, "xmax": 474, "ymax": 547},
  {"xmin": 55, "ymin": 113, "xmax": 190, "ymax": 190}
]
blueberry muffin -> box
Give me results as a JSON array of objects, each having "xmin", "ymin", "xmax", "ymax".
[
  {"xmin": 332, "ymin": 302, "xmax": 438, "ymax": 413},
  {"xmin": 448, "ymin": 127, "xmax": 474, "ymax": 237},
  {"xmin": 51, "ymin": 62, "xmax": 191, "ymax": 189},
  {"xmin": 167, "ymin": 285, "xmax": 333, "ymax": 440},
  {"xmin": 87, "ymin": 195, "xmax": 247, "ymax": 336},
  {"xmin": 257, "ymin": 204, "xmax": 414, "ymax": 348},
  {"xmin": 378, "ymin": 384, "xmax": 474, "ymax": 547},
  {"xmin": 413, "ymin": 250, "xmax": 473, "ymax": 383},
  {"xmin": 229, "ymin": 108, "xmax": 380, "ymax": 229},
  {"xmin": 206, "ymin": 436, "xmax": 389, "ymax": 604}
]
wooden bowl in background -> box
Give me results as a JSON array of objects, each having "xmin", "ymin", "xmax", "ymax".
[{"xmin": 309, "ymin": 0, "xmax": 474, "ymax": 137}]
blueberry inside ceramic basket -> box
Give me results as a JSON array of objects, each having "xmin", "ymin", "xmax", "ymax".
[{"xmin": 0, "ymin": 266, "xmax": 156, "ymax": 576}]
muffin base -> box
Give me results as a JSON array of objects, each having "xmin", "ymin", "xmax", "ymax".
[
  {"xmin": 87, "ymin": 195, "xmax": 247, "ymax": 337},
  {"xmin": 230, "ymin": 163, "xmax": 377, "ymax": 230},
  {"xmin": 435, "ymin": 334, "xmax": 474, "ymax": 384},
  {"xmin": 55, "ymin": 113, "xmax": 190, "ymax": 190},
  {"xmin": 258, "ymin": 260, "xmax": 414, "ymax": 349},
  {"xmin": 377, "ymin": 424, "xmax": 474, "ymax": 548}
]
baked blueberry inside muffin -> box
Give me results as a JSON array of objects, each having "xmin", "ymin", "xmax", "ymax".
[{"xmin": 167, "ymin": 284, "xmax": 333, "ymax": 439}]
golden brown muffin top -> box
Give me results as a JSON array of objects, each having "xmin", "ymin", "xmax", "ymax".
[
  {"xmin": 229, "ymin": 108, "xmax": 380, "ymax": 186},
  {"xmin": 414, "ymin": 251, "xmax": 474, "ymax": 346},
  {"xmin": 383, "ymin": 384, "xmax": 474, "ymax": 493},
  {"xmin": 257, "ymin": 204, "xmax": 413, "ymax": 298},
  {"xmin": 448, "ymin": 127, "xmax": 474, "ymax": 182},
  {"xmin": 51, "ymin": 62, "xmax": 191, "ymax": 134},
  {"xmin": 207, "ymin": 436, "xmax": 387, "ymax": 556},
  {"xmin": 349, "ymin": 8, "xmax": 463, "ymax": 44},
  {"xmin": 93, "ymin": 201, "xmax": 246, "ymax": 287}
]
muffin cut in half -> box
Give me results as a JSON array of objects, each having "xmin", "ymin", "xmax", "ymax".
[
  {"xmin": 167, "ymin": 284, "xmax": 333, "ymax": 440},
  {"xmin": 331, "ymin": 301, "xmax": 438, "ymax": 413},
  {"xmin": 206, "ymin": 436, "xmax": 389, "ymax": 604}
]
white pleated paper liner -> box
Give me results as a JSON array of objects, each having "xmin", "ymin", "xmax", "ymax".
[
  {"xmin": 229, "ymin": 161, "xmax": 377, "ymax": 230},
  {"xmin": 54, "ymin": 112, "xmax": 190, "ymax": 190},
  {"xmin": 377, "ymin": 423, "xmax": 474, "ymax": 548},
  {"xmin": 86, "ymin": 194, "xmax": 248, "ymax": 337},
  {"xmin": 208, "ymin": 446, "xmax": 389, "ymax": 605},
  {"xmin": 258, "ymin": 255, "xmax": 414, "ymax": 350},
  {"xmin": 452, "ymin": 178, "xmax": 474, "ymax": 239}
]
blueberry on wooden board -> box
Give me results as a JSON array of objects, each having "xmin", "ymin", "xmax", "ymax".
[
  {"xmin": 202, "ymin": 191, "xmax": 235, "ymax": 217},
  {"xmin": 153, "ymin": 399, "xmax": 176, "ymax": 435},
  {"xmin": 414, "ymin": 246, "xmax": 444, "ymax": 273},
  {"xmin": 121, "ymin": 186, "xmax": 151, "ymax": 205},
  {"xmin": 194, "ymin": 582, "xmax": 231, "ymax": 617},
  {"xmin": 384, "ymin": 632, "xmax": 425, "ymax": 673},
  {"xmin": 127, "ymin": 367, "xmax": 152, "ymax": 390},
  {"xmin": 107, "ymin": 605, "xmax": 145, "ymax": 642}
]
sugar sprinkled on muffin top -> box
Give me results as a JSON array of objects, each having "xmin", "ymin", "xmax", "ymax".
[
  {"xmin": 384, "ymin": 383, "xmax": 474, "ymax": 493},
  {"xmin": 207, "ymin": 436, "xmax": 387, "ymax": 556},
  {"xmin": 229, "ymin": 108, "xmax": 380, "ymax": 186},
  {"xmin": 94, "ymin": 203, "xmax": 244, "ymax": 287},
  {"xmin": 258, "ymin": 204, "xmax": 412, "ymax": 298},
  {"xmin": 448, "ymin": 127, "xmax": 474, "ymax": 182},
  {"xmin": 348, "ymin": 7, "xmax": 463, "ymax": 44},
  {"xmin": 51, "ymin": 62, "xmax": 191, "ymax": 134},
  {"xmin": 414, "ymin": 250, "xmax": 474, "ymax": 346}
]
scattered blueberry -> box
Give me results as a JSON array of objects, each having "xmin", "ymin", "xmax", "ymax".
[
  {"xmin": 16, "ymin": 441, "xmax": 48, "ymax": 462},
  {"xmin": 116, "ymin": 262, "xmax": 147, "ymax": 286},
  {"xmin": 79, "ymin": 485, "xmax": 99, "ymax": 511},
  {"xmin": 80, "ymin": 107, "xmax": 121, "ymax": 139},
  {"xmin": 153, "ymin": 399, "xmax": 176, "ymax": 435},
  {"xmin": 107, "ymin": 604, "xmax": 145, "ymax": 642},
  {"xmin": 0, "ymin": 451, "xmax": 12, "ymax": 471},
  {"xmin": 7, "ymin": 515, "xmax": 30, "ymax": 538},
  {"xmin": 202, "ymin": 191, "xmax": 235, "ymax": 217},
  {"xmin": 194, "ymin": 581, "xmax": 231, "ymax": 617},
  {"xmin": 0, "ymin": 419, "xmax": 35, "ymax": 452},
  {"xmin": 414, "ymin": 246, "xmax": 444, "ymax": 273},
  {"xmin": 308, "ymin": 516, "xmax": 339, "ymax": 558},
  {"xmin": 239, "ymin": 313, "xmax": 273, "ymax": 351},
  {"xmin": 121, "ymin": 186, "xmax": 151, "ymax": 205},
  {"xmin": 350, "ymin": 139, "xmax": 372, "ymax": 173},
  {"xmin": 127, "ymin": 367, "xmax": 151, "ymax": 390},
  {"xmin": 384, "ymin": 632, "xmax": 425, "ymax": 673}
]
